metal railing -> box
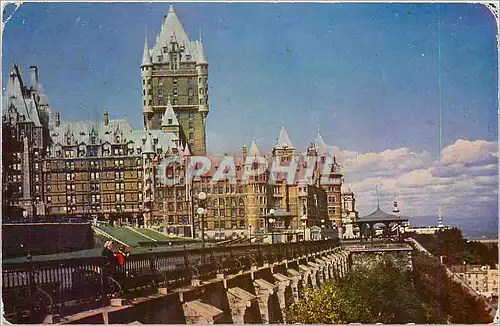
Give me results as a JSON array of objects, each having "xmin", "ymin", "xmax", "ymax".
[{"xmin": 2, "ymin": 239, "xmax": 339, "ymax": 323}]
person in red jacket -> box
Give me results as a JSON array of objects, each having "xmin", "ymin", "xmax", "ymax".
[
  {"xmin": 115, "ymin": 245, "xmax": 129, "ymax": 265},
  {"xmin": 115, "ymin": 245, "xmax": 130, "ymax": 282}
]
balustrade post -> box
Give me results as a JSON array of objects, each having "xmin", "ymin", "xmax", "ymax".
[
  {"xmin": 183, "ymin": 245, "xmax": 189, "ymax": 268},
  {"xmin": 149, "ymin": 252, "xmax": 158, "ymax": 288},
  {"xmin": 99, "ymin": 256, "xmax": 107, "ymax": 305}
]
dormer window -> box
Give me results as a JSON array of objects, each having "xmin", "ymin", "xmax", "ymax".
[
  {"xmin": 157, "ymin": 55, "xmax": 163, "ymax": 62},
  {"xmin": 168, "ymin": 118, "xmax": 172, "ymax": 125},
  {"xmin": 163, "ymin": 47, "xmax": 167, "ymax": 53}
]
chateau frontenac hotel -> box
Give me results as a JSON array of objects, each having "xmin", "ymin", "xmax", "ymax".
[{"xmin": 2, "ymin": 6, "xmax": 358, "ymax": 240}]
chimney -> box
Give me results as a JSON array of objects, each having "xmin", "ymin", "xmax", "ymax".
[
  {"xmin": 29, "ymin": 66, "xmax": 38, "ymax": 89},
  {"xmin": 242, "ymin": 145, "xmax": 247, "ymax": 161},
  {"xmin": 104, "ymin": 110, "xmax": 109, "ymax": 126}
]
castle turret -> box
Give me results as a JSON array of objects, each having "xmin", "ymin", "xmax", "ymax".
[
  {"xmin": 141, "ymin": 37, "xmax": 153, "ymax": 130},
  {"xmin": 161, "ymin": 97, "xmax": 180, "ymax": 138},
  {"xmin": 29, "ymin": 65, "xmax": 38, "ymax": 89},
  {"xmin": 273, "ymin": 125, "xmax": 295, "ymax": 160}
]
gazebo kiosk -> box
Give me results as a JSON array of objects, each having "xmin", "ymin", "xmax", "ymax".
[{"xmin": 353, "ymin": 206, "xmax": 408, "ymax": 242}]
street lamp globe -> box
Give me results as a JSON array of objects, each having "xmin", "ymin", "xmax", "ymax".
[
  {"xmin": 301, "ymin": 222, "xmax": 306, "ymax": 227},
  {"xmin": 197, "ymin": 207, "xmax": 206, "ymax": 215},
  {"xmin": 321, "ymin": 219, "xmax": 325, "ymax": 224},
  {"xmin": 198, "ymin": 192, "xmax": 207, "ymax": 201},
  {"xmin": 269, "ymin": 208, "xmax": 276, "ymax": 216},
  {"xmin": 268, "ymin": 218, "xmax": 275, "ymax": 224}
]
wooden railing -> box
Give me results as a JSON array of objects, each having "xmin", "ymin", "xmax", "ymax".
[{"xmin": 2, "ymin": 239, "xmax": 339, "ymax": 323}]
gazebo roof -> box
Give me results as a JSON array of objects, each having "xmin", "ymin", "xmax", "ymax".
[{"xmin": 355, "ymin": 207, "xmax": 408, "ymax": 224}]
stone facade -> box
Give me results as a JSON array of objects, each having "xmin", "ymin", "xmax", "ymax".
[{"xmin": 2, "ymin": 65, "xmax": 50, "ymax": 219}]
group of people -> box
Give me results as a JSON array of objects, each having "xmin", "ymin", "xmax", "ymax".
[{"xmin": 101, "ymin": 241, "xmax": 130, "ymax": 283}]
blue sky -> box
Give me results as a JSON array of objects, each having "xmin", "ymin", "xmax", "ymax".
[
  {"xmin": 3, "ymin": 2, "xmax": 498, "ymax": 220},
  {"xmin": 3, "ymin": 2, "xmax": 497, "ymax": 155}
]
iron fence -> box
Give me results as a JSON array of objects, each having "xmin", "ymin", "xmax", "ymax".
[{"xmin": 2, "ymin": 239, "xmax": 339, "ymax": 322}]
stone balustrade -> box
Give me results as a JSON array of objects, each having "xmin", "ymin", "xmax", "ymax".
[{"xmin": 41, "ymin": 246, "xmax": 351, "ymax": 324}]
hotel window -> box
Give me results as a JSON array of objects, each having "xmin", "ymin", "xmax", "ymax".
[
  {"xmin": 173, "ymin": 78, "xmax": 178, "ymax": 85},
  {"xmin": 173, "ymin": 88, "xmax": 178, "ymax": 96},
  {"xmin": 158, "ymin": 89, "xmax": 163, "ymax": 97},
  {"xmin": 158, "ymin": 99, "xmax": 163, "ymax": 106}
]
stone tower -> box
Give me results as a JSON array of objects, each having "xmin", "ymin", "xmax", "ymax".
[
  {"xmin": 314, "ymin": 132, "xmax": 343, "ymax": 226},
  {"xmin": 141, "ymin": 5, "xmax": 209, "ymax": 155}
]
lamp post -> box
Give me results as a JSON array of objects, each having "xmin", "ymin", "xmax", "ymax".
[
  {"xmin": 197, "ymin": 192, "xmax": 207, "ymax": 249},
  {"xmin": 300, "ymin": 215, "xmax": 307, "ymax": 241},
  {"xmin": 248, "ymin": 225, "xmax": 252, "ymax": 242},
  {"xmin": 321, "ymin": 219, "xmax": 325, "ymax": 240},
  {"xmin": 268, "ymin": 209, "xmax": 276, "ymax": 244}
]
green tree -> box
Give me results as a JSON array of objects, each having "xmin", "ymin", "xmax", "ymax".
[
  {"xmin": 287, "ymin": 259, "xmax": 425, "ymax": 324},
  {"xmin": 287, "ymin": 282, "xmax": 343, "ymax": 324},
  {"xmin": 412, "ymin": 251, "xmax": 492, "ymax": 323}
]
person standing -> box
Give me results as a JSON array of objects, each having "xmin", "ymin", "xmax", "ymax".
[
  {"xmin": 101, "ymin": 241, "xmax": 116, "ymax": 296},
  {"xmin": 114, "ymin": 245, "xmax": 130, "ymax": 283}
]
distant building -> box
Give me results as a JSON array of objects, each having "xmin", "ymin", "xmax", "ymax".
[
  {"xmin": 487, "ymin": 265, "xmax": 499, "ymax": 298},
  {"xmin": 450, "ymin": 264, "xmax": 498, "ymax": 297}
]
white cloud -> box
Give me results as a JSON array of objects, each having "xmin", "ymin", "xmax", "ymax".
[{"xmin": 327, "ymin": 139, "xmax": 498, "ymax": 220}]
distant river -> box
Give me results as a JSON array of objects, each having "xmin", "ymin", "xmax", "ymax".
[{"xmin": 409, "ymin": 215, "xmax": 498, "ymax": 239}]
